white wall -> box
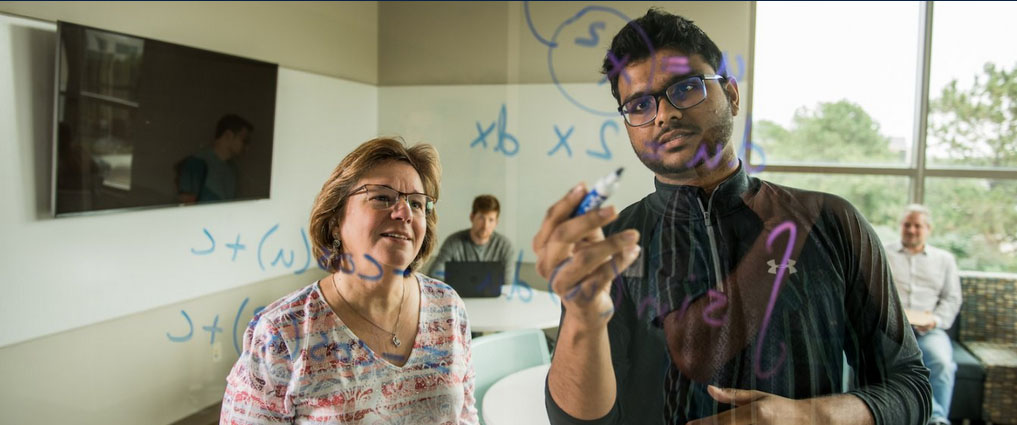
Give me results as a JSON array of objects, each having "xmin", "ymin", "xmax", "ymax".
[
  {"xmin": 0, "ymin": 12, "xmax": 375, "ymax": 425},
  {"xmin": 0, "ymin": 1, "xmax": 379, "ymax": 84},
  {"xmin": 0, "ymin": 14, "xmax": 378, "ymax": 348}
]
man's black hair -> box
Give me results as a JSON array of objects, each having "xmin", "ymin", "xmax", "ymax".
[
  {"xmin": 215, "ymin": 114, "xmax": 254, "ymax": 139},
  {"xmin": 602, "ymin": 8, "xmax": 725, "ymax": 103}
]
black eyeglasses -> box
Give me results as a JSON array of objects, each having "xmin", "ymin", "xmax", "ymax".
[
  {"xmin": 618, "ymin": 74, "xmax": 726, "ymax": 127},
  {"xmin": 346, "ymin": 184, "xmax": 435, "ymax": 217}
]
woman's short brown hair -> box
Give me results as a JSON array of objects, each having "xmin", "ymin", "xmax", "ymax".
[{"xmin": 309, "ymin": 137, "xmax": 441, "ymax": 273}]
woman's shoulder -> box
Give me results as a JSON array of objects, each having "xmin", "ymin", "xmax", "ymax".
[
  {"xmin": 249, "ymin": 281, "xmax": 326, "ymax": 331},
  {"xmin": 418, "ymin": 273, "xmax": 458, "ymax": 296}
]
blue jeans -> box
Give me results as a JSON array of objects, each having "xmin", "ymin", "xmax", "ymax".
[{"xmin": 917, "ymin": 328, "xmax": 957, "ymax": 423}]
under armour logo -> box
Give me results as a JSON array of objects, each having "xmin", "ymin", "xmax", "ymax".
[{"xmin": 767, "ymin": 259, "xmax": 797, "ymax": 275}]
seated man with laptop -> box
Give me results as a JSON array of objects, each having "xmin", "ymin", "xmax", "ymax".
[{"xmin": 427, "ymin": 195, "xmax": 515, "ymax": 297}]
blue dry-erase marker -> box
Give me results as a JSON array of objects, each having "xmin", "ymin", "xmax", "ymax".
[{"xmin": 571, "ymin": 168, "xmax": 623, "ymax": 217}]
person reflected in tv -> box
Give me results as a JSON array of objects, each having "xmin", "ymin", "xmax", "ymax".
[{"xmin": 176, "ymin": 113, "xmax": 252, "ymax": 204}]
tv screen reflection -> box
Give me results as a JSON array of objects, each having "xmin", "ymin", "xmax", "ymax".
[{"xmin": 53, "ymin": 22, "xmax": 277, "ymax": 216}]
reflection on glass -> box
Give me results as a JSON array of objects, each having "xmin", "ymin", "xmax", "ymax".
[
  {"xmin": 927, "ymin": 2, "xmax": 1017, "ymax": 169},
  {"xmin": 53, "ymin": 22, "xmax": 277, "ymax": 216},
  {"xmin": 756, "ymin": 172, "xmax": 910, "ymax": 242},
  {"xmin": 753, "ymin": 2, "xmax": 919, "ymax": 166},
  {"xmin": 925, "ymin": 178, "xmax": 1017, "ymax": 272},
  {"xmin": 56, "ymin": 27, "xmax": 144, "ymax": 211},
  {"xmin": 175, "ymin": 114, "xmax": 253, "ymax": 205}
]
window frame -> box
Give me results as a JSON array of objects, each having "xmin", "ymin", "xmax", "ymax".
[{"xmin": 748, "ymin": 1, "xmax": 1017, "ymax": 204}]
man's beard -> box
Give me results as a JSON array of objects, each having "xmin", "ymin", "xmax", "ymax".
[{"xmin": 639, "ymin": 113, "xmax": 735, "ymax": 177}]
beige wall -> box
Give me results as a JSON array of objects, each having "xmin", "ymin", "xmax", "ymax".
[
  {"xmin": 379, "ymin": 1, "xmax": 753, "ymax": 86},
  {"xmin": 0, "ymin": 1, "xmax": 752, "ymax": 89},
  {"xmin": 0, "ymin": 1, "xmax": 379, "ymax": 84},
  {"xmin": 0, "ymin": 271, "xmax": 324, "ymax": 425}
]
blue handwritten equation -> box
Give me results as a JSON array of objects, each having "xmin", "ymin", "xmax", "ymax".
[
  {"xmin": 471, "ymin": 104, "xmax": 621, "ymax": 161},
  {"xmin": 166, "ymin": 296, "xmax": 267, "ymax": 357},
  {"xmin": 190, "ymin": 224, "xmax": 316, "ymax": 274},
  {"xmin": 470, "ymin": 104, "xmax": 623, "ymax": 161},
  {"xmin": 524, "ymin": 1, "xmax": 747, "ymax": 116},
  {"xmin": 472, "ymin": 109, "xmax": 766, "ymax": 173},
  {"xmin": 190, "ymin": 224, "xmax": 430, "ymax": 283}
]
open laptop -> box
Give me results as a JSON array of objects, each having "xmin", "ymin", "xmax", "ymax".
[{"xmin": 444, "ymin": 261, "xmax": 505, "ymax": 298}]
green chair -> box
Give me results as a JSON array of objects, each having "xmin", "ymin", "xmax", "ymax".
[{"xmin": 471, "ymin": 329, "xmax": 552, "ymax": 423}]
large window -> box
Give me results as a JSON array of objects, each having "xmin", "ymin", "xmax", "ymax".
[{"xmin": 753, "ymin": 1, "xmax": 1017, "ymax": 272}]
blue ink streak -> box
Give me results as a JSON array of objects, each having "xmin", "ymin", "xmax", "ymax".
[
  {"xmin": 357, "ymin": 254, "xmax": 383, "ymax": 281},
  {"xmin": 494, "ymin": 104, "xmax": 519, "ymax": 157},
  {"xmin": 339, "ymin": 253, "xmax": 355, "ymax": 275},
  {"xmin": 587, "ymin": 120, "xmax": 618, "ymax": 160},
  {"xmin": 523, "ymin": 1, "xmax": 557, "ymax": 47},
  {"xmin": 232, "ymin": 297, "xmax": 249, "ymax": 356},
  {"xmin": 471, "ymin": 122, "xmax": 495, "ymax": 149},
  {"xmin": 202, "ymin": 314, "xmax": 222, "ymax": 345},
  {"xmin": 507, "ymin": 250, "xmax": 532, "ymax": 302},
  {"xmin": 225, "ymin": 234, "xmax": 246, "ymax": 262},
  {"xmin": 294, "ymin": 228, "xmax": 311, "ymax": 275},
  {"xmin": 548, "ymin": 125, "xmax": 574, "ymax": 157},
  {"xmin": 191, "ymin": 228, "xmax": 215, "ymax": 255},
  {"xmin": 272, "ymin": 248, "xmax": 294, "ymax": 268},
  {"xmin": 547, "ymin": 6, "xmax": 647, "ymax": 117},
  {"xmin": 309, "ymin": 331, "xmax": 329, "ymax": 362},
  {"xmin": 574, "ymin": 21, "xmax": 605, "ymax": 46},
  {"xmin": 257, "ymin": 224, "xmax": 280, "ymax": 271},
  {"xmin": 166, "ymin": 310, "xmax": 194, "ymax": 342}
]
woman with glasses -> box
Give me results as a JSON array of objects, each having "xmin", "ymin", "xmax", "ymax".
[{"xmin": 222, "ymin": 137, "xmax": 479, "ymax": 424}]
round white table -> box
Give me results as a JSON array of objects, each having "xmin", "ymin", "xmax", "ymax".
[
  {"xmin": 482, "ymin": 364, "xmax": 552, "ymax": 425},
  {"xmin": 463, "ymin": 286, "xmax": 562, "ymax": 332}
]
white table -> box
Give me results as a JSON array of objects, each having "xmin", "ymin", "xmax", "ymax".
[
  {"xmin": 463, "ymin": 286, "xmax": 562, "ymax": 332},
  {"xmin": 482, "ymin": 364, "xmax": 552, "ymax": 425}
]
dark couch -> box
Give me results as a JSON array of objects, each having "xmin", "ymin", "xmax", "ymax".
[
  {"xmin": 947, "ymin": 310, "xmax": 985, "ymax": 424},
  {"xmin": 954, "ymin": 272, "xmax": 1017, "ymax": 425}
]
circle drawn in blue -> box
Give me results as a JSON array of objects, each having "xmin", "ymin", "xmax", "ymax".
[{"xmin": 547, "ymin": 6, "xmax": 656, "ymax": 117}]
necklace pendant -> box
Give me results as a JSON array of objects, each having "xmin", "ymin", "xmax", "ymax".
[{"xmin": 392, "ymin": 334, "xmax": 401, "ymax": 347}]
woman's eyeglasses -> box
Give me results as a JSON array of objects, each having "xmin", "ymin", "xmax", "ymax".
[{"xmin": 346, "ymin": 184, "xmax": 435, "ymax": 217}]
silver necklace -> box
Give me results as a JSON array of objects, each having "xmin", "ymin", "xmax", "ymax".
[{"xmin": 332, "ymin": 273, "xmax": 406, "ymax": 347}]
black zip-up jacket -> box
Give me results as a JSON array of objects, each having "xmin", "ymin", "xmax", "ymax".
[{"xmin": 545, "ymin": 165, "xmax": 931, "ymax": 425}]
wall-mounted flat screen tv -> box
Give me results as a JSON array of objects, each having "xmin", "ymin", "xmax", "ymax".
[{"xmin": 52, "ymin": 21, "xmax": 277, "ymax": 216}]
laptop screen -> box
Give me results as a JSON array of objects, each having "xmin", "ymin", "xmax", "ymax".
[{"xmin": 444, "ymin": 261, "xmax": 505, "ymax": 298}]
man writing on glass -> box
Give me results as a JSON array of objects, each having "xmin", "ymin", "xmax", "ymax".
[{"xmin": 537, "ymin": 9, "xmax": 931, "ymax": 425}]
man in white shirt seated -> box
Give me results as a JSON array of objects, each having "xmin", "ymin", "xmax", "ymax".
[
  {"xmin": 427, "ymin": 195, "xmax": 514, "ymax": 287},
  {"xmin": 885, "ymin": 204, "xmax": 963, "ymax": 425}
]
